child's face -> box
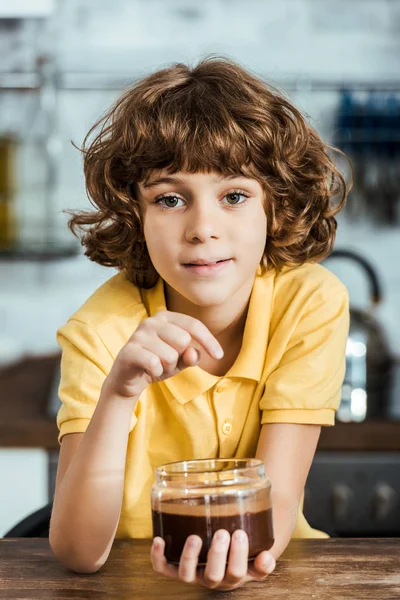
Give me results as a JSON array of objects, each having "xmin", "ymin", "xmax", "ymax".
[{"xmin": 137, "ymin": 170, "xmax": 267, "ymax": 308}]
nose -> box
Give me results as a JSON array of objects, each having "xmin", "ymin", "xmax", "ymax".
[{"xmin": 184, "ymin": 200, "xmax": 220, "ymax": 243}]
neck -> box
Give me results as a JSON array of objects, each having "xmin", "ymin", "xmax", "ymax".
[{"xmin": 164, "ymin": 277, "xmax": 254, "ymax": 350}]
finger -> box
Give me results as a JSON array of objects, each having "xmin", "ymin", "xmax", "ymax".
[
  {"xmin": 250, "ymin": 550, "xmax": 276, "ymax": 580},
  {"xmin": 157, "ymin": 311, "xmax": 224, "ymax": 360},
  {"xmin": 118, "ymin": 344, "xmax": 164, "ymax": 380},
  {"xmin": 154, "ymin": 324, "xmax": 201, "ymax": 369},
  {"xmin": 151, "ymin": 537, "xmax": 179, "ymax": 579},
  {"xmin": 178, "ymin": 535, "xmax": 203, "ymax": 583},
  {"xmin": 152, "ymin": 322, "xmax": 193, "ymax": 354},
  {"xmin": 134, "ymin": 334, "xmax": 180, "ymax": 375},
  {"xmin": 202, "ymin": 529, "xmax": 230, "ymax": 589},
  {"xmin": 224, "ymin": 530, "xmax": 248, "ymax": 586}
]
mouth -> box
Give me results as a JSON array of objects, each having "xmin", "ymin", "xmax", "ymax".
[
  {"xmin": 182, "ymin": 258, "xmax": 233, "ymax": 275},
  {"xmin": 183, "ymin": 259, "xmax": 231, "ymax": 266}
]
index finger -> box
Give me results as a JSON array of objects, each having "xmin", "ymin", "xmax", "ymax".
[{"xmin": 157, "ymin": 311, "xmax": 224, "ymax": 360}]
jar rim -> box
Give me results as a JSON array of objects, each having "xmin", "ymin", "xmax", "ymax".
[{"xmin": 155, "ymin": 457, "xmax": 264, "ymax": 478}]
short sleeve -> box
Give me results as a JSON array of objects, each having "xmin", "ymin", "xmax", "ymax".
[
  {"xmin": 56, "ymin": 319, "xmax": 136, "ymax": 444},
  {"xmin": 260, "ymin": 288, "xmax": 350, "ymax": 427}
]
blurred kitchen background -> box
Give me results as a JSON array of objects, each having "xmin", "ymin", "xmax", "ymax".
[{"xmin": 1, "ymin": 0, "xmax": 400, "ymax": 539}]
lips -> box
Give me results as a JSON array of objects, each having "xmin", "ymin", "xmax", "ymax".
[
  {"xmin": 183, "ymin": 259, "xmax": 230, "ymax": 266},
  {"xmin": 181, "ymin": 258, "xmax": 232, "ymax": 276}
]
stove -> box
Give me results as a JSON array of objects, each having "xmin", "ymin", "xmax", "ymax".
[{"xmin": 304, "ymin": 452, "xmax": 400, "ymax": 537}]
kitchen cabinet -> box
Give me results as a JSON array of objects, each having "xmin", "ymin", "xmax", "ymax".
[{"xmin": 1, "ymin": 352, "xmax": 400, "ymax": 538}]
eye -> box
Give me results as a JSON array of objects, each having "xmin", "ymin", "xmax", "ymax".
[
  {"xmin": 223, "ymin": 190, "xmax": 250, "ymax": 205},
  {"xmin": 154, "ymin": 195, "xmax": 185, "ymax": 209},
  {"xmin": 154, "ymin": 189, "xmax": 251, "ymax": 210}
]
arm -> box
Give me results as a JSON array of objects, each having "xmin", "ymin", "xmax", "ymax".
[
  {"xmin": 255, "ymin": 422, "xmax": 322, "ymax": 561},
  {"xmin": 49, "ymin": 383, "xmax": 138, "ymax": 574},
  {"xmin": 50, "ymin": 311, "xmax": 223, "ymax": 574}
]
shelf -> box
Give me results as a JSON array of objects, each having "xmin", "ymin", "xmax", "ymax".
[
  {"xmin": 0, "ymin": 243, "xmax": 80, "ymax": 261},
  {"xmin": 2, "ymin": 72, "xmax": 400, "ymax": 91},
  {"xmin": 0, "ymin": 72, "xmax": 40, "ymax": 90},
  {"xmin": 0, "ymin": 0, "xmax": 54, "ymax": 19}
]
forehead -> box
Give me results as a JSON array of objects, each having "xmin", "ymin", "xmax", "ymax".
[{"xmin": 139, "ymin": 169, "xmax": 261, "ymax": 190}]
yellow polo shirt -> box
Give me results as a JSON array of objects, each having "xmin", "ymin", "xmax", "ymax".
[{"xmin": 56, "ymin": 262, "xmax": 349, "ymax": 540}]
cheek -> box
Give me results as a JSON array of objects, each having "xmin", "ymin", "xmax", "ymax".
[
  {"xmin": 246, "ymin": 211, "xmax": 267, "ymax": 257},
  {"xmin": 244, "ymin": 209, "xmax": 267, "ymax": 242},
  {"xmin": 143, "ymin": 215, "xmax": 161, "ymax": 243},
  {"xmin": 143, "ymin": 217, "xmax": 175, "ymax": 259}
]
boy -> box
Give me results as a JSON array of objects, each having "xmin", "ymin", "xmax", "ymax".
[{"xmin": 49, "ymin": 56, "xmax": 350, "ymax": 591}]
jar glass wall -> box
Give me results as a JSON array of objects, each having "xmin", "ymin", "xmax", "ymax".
[{"xmin": 151, "ymin": 458, "xmax": 274, "ymax": 565}]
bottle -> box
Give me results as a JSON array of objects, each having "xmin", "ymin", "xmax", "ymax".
[
  {"xmin": 0, "ymin": 135, "xmax": 17, "ymax": 249},
  {"xmin": 151, "ymin": 458, "xmax": 274, "ymax": 565}
]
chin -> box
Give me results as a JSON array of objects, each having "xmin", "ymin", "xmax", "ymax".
[{"xmin": 181, "ymin": 285, "xmax": 233, "ymax": 308}]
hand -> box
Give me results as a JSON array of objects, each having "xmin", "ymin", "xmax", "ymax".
[
  {"xmin": 151, "ymin": 529, "xmax": 276, "ymax": 592},
  {"xmin": 105, "ymin": 310, "xmax": 224, "ymax": 400}
]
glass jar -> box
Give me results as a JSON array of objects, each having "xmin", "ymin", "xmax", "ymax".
[{"xmin": 151, "ymin": 458, "xmax": 274, "ymax": 565}]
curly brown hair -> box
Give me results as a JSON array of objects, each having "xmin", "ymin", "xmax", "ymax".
[{"xmin": 68, "ymin": 55, "xmax": 352, "ymax": 289}]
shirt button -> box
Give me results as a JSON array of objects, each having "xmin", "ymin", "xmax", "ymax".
[
  {"xmin": 215, "ymin": 380, "xmax": 230, "ymax": 394},
  {"xmin": 221, "ymin": 420, "xmax": 233, "ymax": 435}
]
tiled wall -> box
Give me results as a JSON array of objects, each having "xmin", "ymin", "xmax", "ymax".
[
  {"xmin": 1, "ymin": 0, "xmax": 400, "ymax": 358},
  {"xmin": 1, "ymin": 0, "xmax": 400, "ymax": 537}
]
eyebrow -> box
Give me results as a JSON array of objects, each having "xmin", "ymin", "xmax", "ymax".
[{"xmin": 142, "ymin": 174, "xmax": 247, "ymax": 189}]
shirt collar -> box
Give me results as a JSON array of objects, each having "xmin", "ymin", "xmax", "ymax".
[{"xmin": 141, "ymin": 267, "xmax": 273, "ymax": 404}]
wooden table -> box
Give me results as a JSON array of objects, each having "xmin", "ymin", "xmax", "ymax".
[{"xmin": 0, "ymin": 538, "xmax": 399, "ymax": 599}]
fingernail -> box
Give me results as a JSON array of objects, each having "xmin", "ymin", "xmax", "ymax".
[
  {"xmin": 215, "ymin": 530, "xmax": 229, "ymax": 543},
  {"xmin": 234, "ymin": 530, "xmax": 246, "ymax": 542},
  {"xmin": 188, "ymin": 536, "xmax": 201, "ymax": 548},
  {"xmin": 152, "ymin": 538, "xmax": 160, "ymax": 550},
  {"xmin": 214, "ymin": 347, "xmax": 224, "ymax": 359},
  {"xmin": 262, "ymin": 556, "xmax": 275, "ymax": 573}
]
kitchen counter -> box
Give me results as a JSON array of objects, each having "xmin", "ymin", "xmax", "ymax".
[
  {"xmin": 2, "ymin": 412, "xmax": 400, "ymax": 451},
  {"xmin": 318, "ymin": 419, "xmax": 400, "ymax": 451},
  {"xmin": 0, "ymin": 538, "xmax": 398, "ymax": 599},
  {"xmin": 1, "ymin": 354, "xmax": 400, "ymax": 451}
]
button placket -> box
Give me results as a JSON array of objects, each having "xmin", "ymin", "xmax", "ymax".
[{"xmin": 213, "ymin": 380, "xmax": 235, "ymax": 440}]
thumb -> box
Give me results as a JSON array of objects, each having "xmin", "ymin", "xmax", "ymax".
[
  {"xmin": 178, "ymin": 346, "xmax": 200, "ymax": 369},
  {"xmin": 253, "ymin": 551, "xmax": 276, "ymax": 576}
]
